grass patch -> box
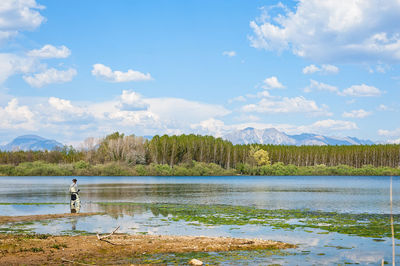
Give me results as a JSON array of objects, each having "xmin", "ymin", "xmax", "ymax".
[{"xmin": 50, "ymin": 243, "xmax": 68, "ymax": 249}]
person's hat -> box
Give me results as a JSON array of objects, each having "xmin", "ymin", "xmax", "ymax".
[{"xmin": 72, "ymin": 178, "xmax": 77, "ymax": 182}]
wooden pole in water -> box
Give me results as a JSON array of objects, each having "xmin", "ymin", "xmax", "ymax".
[{"xmin": 390, "ymin": 176, "xmax": 395, "ymax": 266}]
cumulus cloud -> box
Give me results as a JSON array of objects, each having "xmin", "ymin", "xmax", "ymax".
[
  {"xmin": 305, "ymin": 80, "xmax": 382, "ymax": 97},
  {"xmin": 40, "ymin": 91, "xmax": 230, "ymax": 140},
  {"xmin": 92, "ymin": 63, "xmax": 152, "ymax": 82},
  {"xmin": 0, "ymin": 98, "xmax": 35, "ymax": 130},
  {"xmin": 0, "ymin": 53, "xmax": 36, "ymax": 83},
  {"xmin": 145, "ymin": 97, "xmax": 230, "ymax": 126},
  {"xmin": 23, "ymin": 68, "xmax": 77, "ymax": 87},
  {"xmin": 48, "ymin": 97, "xmax": 75, "ymax": 112},
  {"xmin": 304, "ymin": 79, "xmax": 339, "ymax": 93},
  {"xmin": 27, "ymin": 44, "xmax": 71, "ymax": 59},
  {"xmin": 0, "ymin": 0, "xmax": 45, "ymax": 43},
  {"xmin": 118, "ymin": 90, "xmax": 148, "ymax": 111},
  {"xmin": 249, "ymin": 0, "xmax": 400, "ymax": 63},
  {"xmin": 45, "ymin": 97, "xmax": 91, "ymax": 124},
  {"xmin": 242, "ymin": 95, "xmax": 331, "ymax": 116},
  {"xmin": 340, "ymin": 84, "xmax": 382, "ymax": 97},
  {"xmin": 342, "ymin": 109, "xmax": 372, "ymax": 118},
  {"xmin": 191, "ymin": 118, "xmax": 227, "ymax": 137},
  {"xmin": 222, "ymin": 51, "xmax": 236, "ymax": 57},
  {"xmin": 262, "ymin": 76, "xmax": 285, "ymax": 89},
  {"xmin": 303, "ymin": 64, "xmax": 339, "ymax": 74}
]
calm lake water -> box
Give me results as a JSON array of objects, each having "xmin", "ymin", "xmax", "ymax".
[{"xmin": 0, "ymin": 175, "xmax": 399, "ymax": 265}]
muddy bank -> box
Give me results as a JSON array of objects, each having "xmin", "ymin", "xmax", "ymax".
[
  {"xmin": 0, "ymin": 212, "xmax": 103, "ymax": 224},
  {"xmin": 0, "ymin": 234, "xmax": 295, "ymax": 265}
]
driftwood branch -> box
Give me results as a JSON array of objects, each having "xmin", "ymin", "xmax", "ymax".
[
  {"xmin": 96, "ymin": 226, "xmax": 128, "ymax": 246},
  {"xmin": 96, "ymin": 226, "xmax": 120, "ymax": 240}
]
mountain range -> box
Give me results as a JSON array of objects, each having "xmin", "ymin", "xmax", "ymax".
[
  {"xmin": 223, "ymin": 127, "xmax": 374, "ymax": 146},
  {"xmin": 0, "ymin": 129, "xmax": 375, "ymax": 152},
  {"xmin": 0, "ymin": 135, "xmax": 64, "ymax": 152}
]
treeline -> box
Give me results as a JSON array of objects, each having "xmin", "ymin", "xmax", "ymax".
[
  {"xmin": 1, "ymin": 161, "xmax": 399, "ymax": 176},
  {"xmin": 0, "ymin": 132, "xmax": 399, "ymax": 168}
]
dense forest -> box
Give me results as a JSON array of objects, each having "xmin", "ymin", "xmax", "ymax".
[{"xmin": 0, "ymin": 132, "xmax": 399, "ymax": 176}]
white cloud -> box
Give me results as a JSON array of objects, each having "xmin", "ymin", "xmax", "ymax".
[
  {"xmin": 48, "ymin": 97, "xmax": 74, "ymax": 112},
  {"xmin": 342, "ymin": 109, "xmax": 372, "ymax": 118},
  {"xmin": 378, "ymin": 128, "xmax": 400, "ymax": 137},
  {"xmin": 249, "ymin": 0, "xmax": 400, "ymax": 63},
  {"xmin": 191, "ymin": 118, "xmax": 227, "ymax": 137},
  {"xmin": 0, "ymin": 0, "xmax": 45, "ymax": 43},
  {"xmin": 0, "ymin": 53, "xmax": 40, "ymax": 84},
  {"xmin": 302, "ymin": 64, "xmax": 319, "ymax": 74},
  {"xmin": 242, "ymin": 95, "xmax": 331, "ymax": 116},
  {"xmin": 263, "ymin": 76, "xmax": 285, "ymax": 89},
  {"xmin": 45, "ymin": 97, "xmax": 90, "ymax": 124},
  {"xmin": 305, "ymin": 80, "xmax": 382, "ymax": 97},
  {"xmin": 222, "ymin": 51, "xmax": 236, "ymax": 57},
  {"xmin": 228, "ymin": 95, "xmax": 246, "ymax": 103},
  {"xmin": 340, "ymin": 84, "xmax": 382, "ymax": 97},
  {"xmin": 118, "ymin": 90, "xmax": 148, "ymax": 111},
  {"xmin": 145, "ymin": 97, "xmax": 230, "ymax": 126},
  {"xmin": 382, "ymin": 138, "xmax": 400, "ymax": 144},
  {"xmin": 28, "ymin": 44, "xmax": 71, "ymax": 59},
  {"xmin": 321, "ymin": 64, "xmax": 339, "ymax": 74},
  {"xmin": 84, "ymin": 92, "xmax": 230, "ymax": 137},
  {"xmin": 91, "ymin": 63, "xmax": 152, "ymax": 82},
  {"xmin": 377, "ymin": 128, "xmax": 400, "ymax": 144},
  {"xmin": 304, "ymin": 79, "xmax": 339, "ymax": 93},
  {"xmin": 303, "ymin": 119, "xmax": 358, "ymax": 132},
  {"xmin": 303, "ymin": 64, "xmax": 339, "ymax": 74},
  {"xmin": 0, "ymin": 98, "xmax": 35, "ymax": 130},
  {"xmin": 23, "ymin": 68, "xmax": 77, "ymax": 88},
  {"xmin": 378, "ymin": 104, "xmax": 388, "ymax": 111}
]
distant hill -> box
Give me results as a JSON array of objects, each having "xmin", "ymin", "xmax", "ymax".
[
  {"xmin": 224, "ymin": 127, "xmax": 374, "ymax": 146},
  {"xmin": 0, "ymin": 135, "xmax": 64, "ymax": 151}
]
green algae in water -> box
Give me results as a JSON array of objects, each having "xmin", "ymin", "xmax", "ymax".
[
  {"xmin": 0, "ymin": 227, "xmax": 33, "ymax": 234},
  {"xmin": 60, "ymin": 229, "xmax": 95, "ymax": 236},
  {"xmin": 97, "ymin": 202, "xmax": 400, "ymax": 240}
]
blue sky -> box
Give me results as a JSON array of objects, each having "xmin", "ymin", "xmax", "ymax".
[{"xmin": 0, "ymin": 0, "xmax": 399, "ymax": 145}]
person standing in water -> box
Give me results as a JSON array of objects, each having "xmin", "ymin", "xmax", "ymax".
[{"xmin": 69, "ymin": 178, "xmax": 81, "ymax": 213}]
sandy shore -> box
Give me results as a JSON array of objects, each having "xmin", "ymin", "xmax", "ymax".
[
  {"xmin": 0, "ymin": 213, "xmax": 295, "ymax": 265},
  {"xmin": 0, "ymin": 234, "xmax": 295, "ymax": 265}
]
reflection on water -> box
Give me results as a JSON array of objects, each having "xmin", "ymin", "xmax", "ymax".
[{"xmin": 0, "ymin": 176, "xmax": 399, "ymax": 214}]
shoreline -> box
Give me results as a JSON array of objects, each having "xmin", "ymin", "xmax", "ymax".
[{"xmin": 0, "ymin": 233, "xmax": 295, "ymax": 265}]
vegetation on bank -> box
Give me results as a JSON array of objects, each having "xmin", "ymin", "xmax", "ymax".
[
  {"xmin": 0, "ymin": 160, "xmax": 399, "ymax": 176},
  {"xmin": 1, "ymin": 132, "xmax": 399, "ymax": 176}
]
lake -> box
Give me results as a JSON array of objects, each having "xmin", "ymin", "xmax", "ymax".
[{"xmin": 0, "ymin": 175, "xmax": 399, "ymax": 265}]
